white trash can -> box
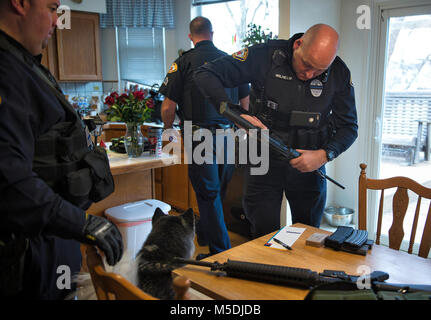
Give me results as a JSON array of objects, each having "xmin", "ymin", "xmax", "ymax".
[{"xmin": 105, "ymin": 199, "xmax": 171, "ymax": 259}]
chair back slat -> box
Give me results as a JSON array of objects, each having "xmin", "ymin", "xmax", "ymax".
[
  {"xmin": 85, "ymin": 245, "xmax": 157, "ymax": 300},
  {"xmin": 358, "ymin": 163, "xmax": 431, "ymax": 259},
  {"xmin": 376, "ymin": 189, "xmax": 385, "ymax": 245},
  {"xmin": 418, "ymin": 204, "xmax": 431, "ymax": 258},
  {"xmin": 388, "ymin": 187, "xmax": 409, "ymax": 250},
  {"xmin": 408, "ymin": 196, "xmax": 422, "ymax": 254}
]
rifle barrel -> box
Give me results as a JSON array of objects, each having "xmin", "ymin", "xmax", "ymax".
[{"xmin": 174, "ymin": 257, "xmax": 319, "ymax": 289}]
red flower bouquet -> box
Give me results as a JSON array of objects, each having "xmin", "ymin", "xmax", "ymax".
[{"xmin": 104, "ymin": 88, "xmax": 154, "ymax": 123}]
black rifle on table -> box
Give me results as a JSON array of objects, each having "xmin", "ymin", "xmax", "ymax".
[
  {"xmin": 174, "ymin": 257, "xmax": 388, "ymax": 289},
  {"xmin": 174, "ymin": 257, "xmax": 431, "ymax": 294},
  {"xmin": 219, "ymin": 102, "xmax": 345, "ymax": 189}
]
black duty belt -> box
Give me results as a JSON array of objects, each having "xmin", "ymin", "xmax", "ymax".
[{"xmin": 192, "ymin": 123, "xmax": 234, "ymax": 134}]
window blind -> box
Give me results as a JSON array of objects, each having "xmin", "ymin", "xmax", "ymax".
[{"xmin": 117, "ymin": 27, "xmax": 165, "ymax": 86}]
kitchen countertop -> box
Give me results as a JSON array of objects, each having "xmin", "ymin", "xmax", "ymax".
[
  {"xmin": 107, "ymin": 149, "xmax": 180, "ymax": 175},
  {"xmin": 103, "ymin": 121, "xmax": 164, "ymax": 129}
]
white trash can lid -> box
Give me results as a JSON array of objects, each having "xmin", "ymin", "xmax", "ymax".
[{"xmin": 105, "ymin": 199, "xmax": 171, "ymax": 223}]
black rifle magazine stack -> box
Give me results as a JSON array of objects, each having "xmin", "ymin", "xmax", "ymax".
[{"xmin": 324, "ymin": 226, "xmax": 374, "ymax": 256}]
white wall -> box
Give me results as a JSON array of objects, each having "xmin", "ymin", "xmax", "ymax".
[
  {"xmin": 165, "ymin": 0, "xmax": 193, "ymax": 72},
  {"xmin": 289, "ymin": 0, "xmax": 341, "ymax": 35},
  {"xmin": 330, "ymin": 0, "xmax": 374, "ymax": 219},
  {"xmin": 100, "ymin": 28, "xmax": 118, "ymax": 82},
  {"xmin": 279, "ymin": 0, "xmax": 291, "ymax": 39},
  {"xmin": 61, "ymin": 0, "xmax": 107, "ymax": 13}
]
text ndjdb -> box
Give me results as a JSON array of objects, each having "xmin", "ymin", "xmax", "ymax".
[{"xmin": 214, "ymin": 304, "xmax": 261, "ymax": 316}]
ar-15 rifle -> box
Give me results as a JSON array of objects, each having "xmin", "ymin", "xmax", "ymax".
[
  {"xmin": 174, "ymin": 257, "xmax": 388, "ymax": 289},
  {"xmin": 219, "ymin": 102, "xmax": 345, "ymax": 189}
]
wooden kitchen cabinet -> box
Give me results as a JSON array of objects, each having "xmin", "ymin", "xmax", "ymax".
[
  {"xmin": 155, "ymin": 166, "xmax": 199, "ymax": 215},
  {"xmin": 41, "ymin": 11, "xmax": 102, "ymax": 81},
  {"xmin": 156, "ymin": 143, "xmax": 200, "ymax": 215}
]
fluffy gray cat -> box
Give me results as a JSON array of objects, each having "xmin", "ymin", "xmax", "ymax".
[
  {"xmin": 135, "ymin": 207, "xmax": 195, "ymax": 299},
  {"xmin": 71, "ymin": 207, "xmax": 195, "ymax": 300}
]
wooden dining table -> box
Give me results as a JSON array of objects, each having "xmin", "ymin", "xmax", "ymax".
[{"xmin": 173, "ymin": 223, "xmax": 431, "ymax": 300}]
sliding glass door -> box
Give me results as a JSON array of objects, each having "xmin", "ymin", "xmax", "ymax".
[{"xmin": 371, "ymin": 3, "xmax": 431, "ymax": 254}]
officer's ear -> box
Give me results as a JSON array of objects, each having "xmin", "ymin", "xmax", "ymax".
[
  {"xmin": 293, "ymin": 38, "xmax": 303, "ymax": 50},
  {"xmin": 10, "ymin": 0, "xmax": 30, "ymax": 16}
]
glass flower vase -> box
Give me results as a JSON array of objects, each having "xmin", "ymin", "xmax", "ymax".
[{"xmin": 124, "ymin": 122, "xmax": 144, "ymax": 158}]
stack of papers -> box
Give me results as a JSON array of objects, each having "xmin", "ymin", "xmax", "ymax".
[{"xmin": 265, "ymin": 226, "xmax": 306, "ymax": 250}]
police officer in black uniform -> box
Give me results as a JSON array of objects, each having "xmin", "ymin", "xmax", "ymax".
[
  {"xmin": 159, "ymin": 16, "xmax": 249, "ymax": 258},
  {"xmin": 0, "ymin": 0, "xmax": 123, "ymax": 299},
  {"xmin": 194, "ymin": 24, "xmax": 358, "ymax": 238}
]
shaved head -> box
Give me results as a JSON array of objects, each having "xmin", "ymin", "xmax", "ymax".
[
  {"xmin": 292, "ymin": 24, "xmax": 339, "ymax": 81},
  {"xmin": 190, "ymin": 16, "xmax": 213, "ymax": 37},
  {"xmin": 188, "ymin": 16, "xmax": 213, "ymax": 46}
]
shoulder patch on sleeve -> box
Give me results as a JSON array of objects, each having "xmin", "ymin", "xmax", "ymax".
[
  {"xmin": 168, "ymin": 62, "xmax": 178, "ymax": 74},
  {"xmin": 0, "ymin": 95, "xmax": 2, "ymax": 105},
  {"xmin": 232, "ymin": 48, "xmax": 249, "ymax": 62}
]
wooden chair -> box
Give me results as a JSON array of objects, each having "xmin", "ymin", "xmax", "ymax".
[
  {"xmin": 358, "ymin": 163, "xmax": 431, "ymax": 258},
  {"xmin": 85, "ymin": 245, "xmax": 190, "ymax": 300}
]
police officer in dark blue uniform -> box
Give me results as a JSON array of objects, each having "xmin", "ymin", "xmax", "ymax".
[
  {"xmin": 195, "ymin": 24, "xmax": 358, "ymax": 238},
  {"xmin": 159, "ymin": 16, "xmax": 249, "ymax": 258},
  {"xmin": 0, "ymin": 0, "xmax": 123, "ymax": 299}
]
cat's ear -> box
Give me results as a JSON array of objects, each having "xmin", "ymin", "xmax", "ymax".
[
  {"xmin": 152, "ymin": 207, "xmax": 166, "ymax": 224},
  {"xmin": 182, "ymin": 208, "xmax": 195, "ymax": 228}
]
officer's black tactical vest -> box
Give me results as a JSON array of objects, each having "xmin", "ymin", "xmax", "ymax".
[
  {"xmin": 0, "ymin": 34, "xmax": 114, "ymax": 210},
  {"xmin": 32, "ymin": 106, "xmax": 113, "ymax": 210},
  {"xmin": 252, "ymin": 39, "xmax": 334, "ymax": 151}
]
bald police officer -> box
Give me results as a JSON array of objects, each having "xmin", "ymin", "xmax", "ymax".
[{"xmin": 195, "ymin": 24, "xmax": 358, "ymax": 238}]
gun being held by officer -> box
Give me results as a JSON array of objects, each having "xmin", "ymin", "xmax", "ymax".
[{"xmin": 219, "ymin": 102, "xmax": 345, "ymax": 189}]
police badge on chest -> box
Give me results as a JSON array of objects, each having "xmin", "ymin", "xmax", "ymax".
[{"xmin": 310, "ymin": 79, "xmax": 324, "ymax": 98}]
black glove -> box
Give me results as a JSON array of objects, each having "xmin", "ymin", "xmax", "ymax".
[
  {"xmin": 43, "ymin": 202, "xmax": 123, "ymax": 265},
  {"xmin": 81, "ymin": 214, "xmax": 123, "ymax": 266}
]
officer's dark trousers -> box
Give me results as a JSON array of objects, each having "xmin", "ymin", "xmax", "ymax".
[
  {"xmin": 18, "ymin": 236, "xmax": 80, "ymax": 299},
  {"xmin": 188, "ymin": 134, "xmax": 234, "ymax": 255},
  {"xmin": 243, "ymin": 162, "xmax": 327, "ymax": 238}
]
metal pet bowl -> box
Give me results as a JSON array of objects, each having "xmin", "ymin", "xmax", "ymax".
[{"xmin": 324, "ymin": 206, "xmax": 354, "ymax": 227}]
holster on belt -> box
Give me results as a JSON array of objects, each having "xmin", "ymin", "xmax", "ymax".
[{"xmin": 0, "ymin": 233, "xmax": 29, "ymax": 296}]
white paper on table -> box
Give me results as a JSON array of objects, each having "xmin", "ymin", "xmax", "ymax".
[{"xmin": 264, "ymin": 226, "xmax": 306, "ymax": 250}]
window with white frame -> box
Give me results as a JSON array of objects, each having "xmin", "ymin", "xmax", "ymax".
[
  {"xmin": 116, "ymin": 27, "xmax": 166, "ymax": 87},
  {"xmin": 192, "ymin": 0, "xmax": 279, "ymax": 54}
]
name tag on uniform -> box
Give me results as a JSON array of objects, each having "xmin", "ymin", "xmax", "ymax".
[{"xmin": 275, "ymin": 74, "xmax": 292, "ymax": 81}]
